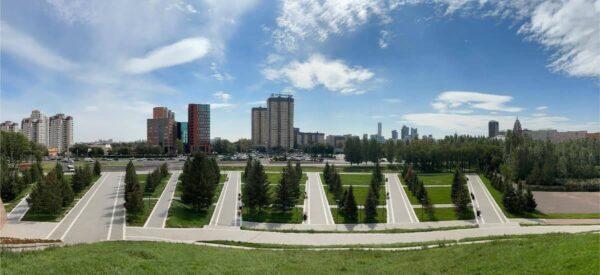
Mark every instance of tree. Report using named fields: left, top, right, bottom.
left=344, top=137, right=363, bottom=165
left=342, top=186, right=358, bottom=222
left=182, top=153, right=219, bottom=212
left=94, top=160, right=102, bottom=177
left=243, top=160, right=270, bottom=211
left=54, top=163, right=73, bottom=207
left=242, top=158, right=253, bottom=182
left=274, top=167, right=296, bottom=212
left=364, top=184, right=378, bottom=222
left=323, top=162, right=331, bottom=185
left=160, top=162, right=169, bottom=179
left=385, top=140, right=396, bottom=163
left=295, top=161, right=302, bottom=183
left=28, top=170, right=63, bottom=214
left=524, top=188, right=537, bottom=212
left=124, top=161, right=143, bottom=215
left=145, top=169, right=160, bottom=193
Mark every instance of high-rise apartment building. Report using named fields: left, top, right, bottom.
left=377, top=122, right=382, bottom=137
left=21, top=110, right=49, bottom=147
left=488, top=120, right=499, bottom=138
left=267, top=94, right=294, bottom=149
left=147, top=107, right=176, bottom=153
left=295, top=129, right=325, bottom=147
left=410, top=127, right=418, bottom=140
left=391, top=130, right=398, bottom=140
left=177, top=122, right=188, bottom=152
left=0, top=121, right=20, bottom=133
left=251, top=107, right=268, bottom=147
left=401, top=125, right=409, bottom=140
left=188, top=104, right=211, bottom=152
left=49, top=114, right=73, bottom=153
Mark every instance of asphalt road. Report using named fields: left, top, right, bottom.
left=46, top=172, right=125, bottom=243
left=385, top=173, right=419, bottom=224
left=466, top=174, right=509, bottom=225
left=209, top=171, right=240, bottom=227
left=144, top=171, right=181, bottom=228
left=306, top=172, right=334, bottom=225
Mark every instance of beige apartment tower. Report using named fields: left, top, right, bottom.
left=49, top=114, right=73, bottom=153
left=251, top=107, right=268, bottom=146
left=267, top=94, right=294, bottom=150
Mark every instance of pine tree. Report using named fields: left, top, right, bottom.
left=524, top=188, right=537, bottom=212
left=275, top=168, right=295, bottom=212
left=323, top=162, right=331, bottom=185
left=180, top=159, right=192, bottom=204
left=372, top=161, right=383, bottom=188
left=28, top=170, right=63, bottom=214
left=364, top=184, right=378, bottom=223
left=295, top=161, right=302, bottom=183
left=332, top=172, right=343, bottom=201
left=248, top=160, right=270, bottom=211
left=242, top=158, right=253, bottom=182
left=55, top=164, right=74, bottom=207
left=183, top=153, right=218, bottom=212
left=71, top=167, right=83, bottom=193
left=342, top=185, right=358, bottom=223
left=160, top=162, right=169, bottom=179
left=124, top=161, right=143, bottom=214
left=94, top=160, right=102, bottom=177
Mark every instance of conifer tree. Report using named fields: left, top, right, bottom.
left=242, top=158, right=253, bottom=182
left=124, top=161, right=143, bottom=214
left=55, top=163, right=74, bottom=207
left=295, top=161, right=302, bottom=183
left=342, top=185, right=358, bottom=222
left=364, top=184, right=378, bottom=223
left=94, top=160, right=102, bottom=177
left=524, top=188, right=537, bottom=212
left=28, top=170, right=63, bottom=214
left=275, top=167, right=296, bottom=212
left=243, top=160, right=270, bottom=211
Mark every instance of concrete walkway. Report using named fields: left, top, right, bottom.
left=144, top=171, right=181, bottom=228
left=126, top=225, right=600, bottom=246
left=208, top=171, right=240, bottom=227
left=385, top=173, right=419, bottom=224
left=306, top=172, right=334, bottom=225
left=46, top=172, right=126, bottom=243
left=6, top=196, right=30, bottom=223
left=466, top=174, right=512, bottom=226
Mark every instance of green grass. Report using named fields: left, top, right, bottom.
left=403, top=186, right=452, bottom=205
left=127, top=173, right=172, bottom=226
left=242, top=207, right=303, bottom=223
left=4, top=233, right=597, bottom=273
left=331, top=208, right=387, bottom=224
left=340, top=174, right=372, bottom=185
left=415, top=207, right=474, bottom=222
left=420, top=173, right=453, bottom=185
left=324, top=185, right=385, bottom=206
left=166, top=182, right=224, bottom=228
left=22, top=175, right=100, bottom=222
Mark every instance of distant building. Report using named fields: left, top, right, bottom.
left=176, top=122, right=188, bottom=152
left=410, top=127, right=418, bottom=140
left=326, top=135, right=349, bottom=153
left=513, top=117, right=522, bottom=134
left=524, top=129, right=589, bottom=143
left=363, top=134, right=368, bottom=140
left=48, top=114, right=73, bottom=154
left=188, top=104, right=211, bottom=153
left=251, top=107, right=269, bottom=147
left=147, top=107, right=177, bottom=154
left=488, top=120, right=499, bottom=138
left=401, top=125, right=409, bottom=140
left=21, top=110, right=49, bottom=147
left=267, top=94, right=294, bottom=149
left=295, top=129, right=325, bottom=147
left=391, top=130, right=398, bottom=140
left=377, top=122, right=382, bottom=137
left=0, top=121, right=19, bottom=133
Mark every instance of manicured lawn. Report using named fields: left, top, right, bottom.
left=330, top=208, right=387, bottom=224
left=340, top=174, right=372, bottom=186
left=219, top=174, right=227, bottom=183
left=166, top=182, right=224, bottom=228
left=415, top=207, right=474, bottom=222
left=420, top=173, right=453, bottom=185
left=324, top=185, right=385, bottom=206
left=242, top=207, right=303, bottom=223
left=127, top=173, right=172, bottom=226
left=404, top=186, right=452, bottom=205
left=2, top=233, right=598, bottom=273
left=22, top=175, right=100, bottom=222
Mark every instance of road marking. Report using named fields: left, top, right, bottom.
left=467, top=178, right=485, bottom=225
left=210, top=172, right=232, bottom=227
left=54, top=173, right=110, bottom=241
left=107, top=173, right=124, bottom=240
left=314, top=173, right=334, bottom=225
left=143, top=172, right=178, bottom=228
left=396, top=175, right=417, bottom=223
left=474, top=175, right=507, bottom=224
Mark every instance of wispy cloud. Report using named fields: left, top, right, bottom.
left=432, top=91, right=522, bottom=113
left=124, top=37, right=211, bottom=74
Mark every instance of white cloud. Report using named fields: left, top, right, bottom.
left=210, top=62, right=233, bottom=81
left=432, top=91, right=522, bottom=113
left=378, top=30, right=390, bottom=49
left=383, top=98, right=401, bottom=103
left=124, top=37, right=211, bottom=74
left=536, top=106, right=548, bottom=111
left=263, top=54, right=374, bottom=94
left=1, top=21, right=76, bottom=71
left=213, top=91, right=231, bottom=101
left=210, top=103, right=237, bottom=110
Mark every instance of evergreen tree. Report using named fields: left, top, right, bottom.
left=180, top=159, right=192, bottom=204
left=55, top=164, right=74, bottom=207
left=338, top=188, right=348, bottom=210
left=145, top=169, right=159, bottom=193
left=94, top=160, right=102, bottom=177
left=246, top=160, right=270, bottom=211
left=274, top=168, right=296, bottom=212
left=342, top=185, right=358, bottom=222
left=124, top=161, right=143, bottom=214
left=160, top=162, right=169, bottom=179
left=332, top=172, right=343, bottom=201
left=385, top=139, right=396, bottom=163
left=71, top=168, right=84, bottom=193
left=182, top=153, right=219, bottom=212
left=364, top=184, right=378, bottom=223
left=55, top=163, right=64, bottom=181
left=524, top=188, right=537, bottom=212
left=295, top=161, right=302, bottom=183
left=242, top=158, right=253, bottom=182
left=28, top=170, right=63, bottom=214
left=30, top=160, right=44, bottom=183
left=323, top=162, right=331, bottom=184
left=372, top=161, right=383, bottom=188
left=527, top=161, right=542, bottom=186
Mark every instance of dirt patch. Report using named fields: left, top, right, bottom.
left=533, top=192, right=600, bottom=214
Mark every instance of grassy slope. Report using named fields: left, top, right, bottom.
left=2, top=233, right=597, bottom=274
left=403, top=186, right=452, bottom=205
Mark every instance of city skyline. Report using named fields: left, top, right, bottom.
left=1, top=1, right=599, bottom=142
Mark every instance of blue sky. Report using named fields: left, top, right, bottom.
left=1, top=0, right=599, bottom=142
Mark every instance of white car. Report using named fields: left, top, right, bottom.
left=84, top=158, right=94, bottom=162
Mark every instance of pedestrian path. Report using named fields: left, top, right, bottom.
left=208, top=171, right=241, bottom=227
left=306, top=172, right=334, bottom=225
left=385, top=173, right=419, bottom=224
left=466, top=174, right=511, bottom=226
left=144, top=171, right=181, bottom=228
left=6, top=195, right=30, bottom=223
